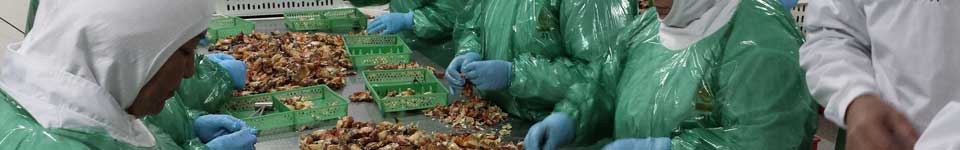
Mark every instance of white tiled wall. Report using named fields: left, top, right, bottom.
left=1, top=0, right=29, bottom=48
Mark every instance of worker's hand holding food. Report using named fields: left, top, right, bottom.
left=602, top=137, right=671, bottom=150
left=524, top=112, right=574, bottom=150
left=366, top=12, right=414, bottom=35
left=206, top=128, right=258, bottom=150
left=445, top=52, right=481, bottom=96
left=461, top=60, right=512, bottom=91
left=194, top=114, right=253, bottom=143
left=844, top=94, right=919, bottom=150
left=206, top=53, right=247, bottom=89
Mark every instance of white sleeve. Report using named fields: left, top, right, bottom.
left=799, top=0, right=875, bottom=128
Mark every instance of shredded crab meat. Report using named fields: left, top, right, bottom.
left=211, top=31, right=353, bottom=96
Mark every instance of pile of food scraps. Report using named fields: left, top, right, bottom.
left=372, top=62, right=443, bottom=78
left=422, top=74, right=507, bottom=131
left=300, top=116, right=522, bottom=150
left=211, top=31, right=354, bottom=96
left=282, top=96, right=314, bottom=110
left=423, top=97, right=508, bottom=131
left=385, top=88, right=421, bottom=98
left=349, top=91, right=375, bottom=102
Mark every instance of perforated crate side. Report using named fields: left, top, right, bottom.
left=215, top=0, right=350, bottom=16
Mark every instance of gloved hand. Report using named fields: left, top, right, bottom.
left=194, top=114, right=250, bottom=143
left=461, top=60, right=512, bottom=91
left=366, top=12, right=414, bottom=35
left=445, top=53, right=481, bottom=96
left=206, top=128, right=258, bottom=150
left=602, top=137, right=671, bottom=150
left=206, top=53, right=247, bottom=89
left=524, top=112, right=574, bottom=150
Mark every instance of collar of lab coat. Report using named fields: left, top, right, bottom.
left=0, top=0, right=212, bottom=147
left=658, top=0, right=739, bottom=50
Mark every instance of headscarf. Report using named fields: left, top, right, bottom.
left=0, top=0, right=212, bottom=146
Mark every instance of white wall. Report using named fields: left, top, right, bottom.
left=1, top=0, right=29, bottom=46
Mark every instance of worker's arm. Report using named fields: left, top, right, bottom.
left=508, top=54, right=598, bottom=101
left=174, top=54, right=236, bottom=116
left=142, top=95, right=208, bottom=150
left=551, top=7, right=650, bottom=146
left=799, top=0, right=873, bottom=128
left=452, top=2, right=484, bottom=55
left=508, top=0, right=636, bottom=101
left=408, top=0, right=465, bottom=40
left=672, top=44, right=818, bottom=149
left=142, top=54, right=235, bottom=148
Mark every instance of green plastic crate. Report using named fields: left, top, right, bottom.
left=283, top=8, right=367, bottom=32
left=207, top=16, right=255, bottom=42
left=343, top=35, right=403, bottom=47
left=272, top=85, right=349, bottom=125
left=369, top=80, right=449, bottom=113
left=221, top=85, right=348, bottom=131
left=361, top=68, right=434, bottom=86
left=346, top=45, right=413, bottom=70
left=344, top=35, right=412, bottom=70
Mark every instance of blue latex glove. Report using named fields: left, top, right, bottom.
left=602, top=138, right=671, bottom=150
left=524, top=112, right=574, bottom=150
left=366, top=12, right=414, bottom=35
left=461, top=60, right=512, bottom=91
left=780, top=0, right=797, bottom=10
left=206, top=128, right=258, bottom=150
left=445, top=52, right=481, bottom=96
left=206, top=53, right=247, bottom=89
left=198, top=36, right=210, bottom=47
left=194, top=114, right=250, bottom=143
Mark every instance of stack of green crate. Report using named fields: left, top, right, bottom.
left=361, top=68, right=448, bottom=113
left=283, top=8, right=367, bottom=33
left=207, top=16, right=255, bottom=42
left=343, top=35, right=413, bottom=70
left=220, top=85, right=348, bottom=132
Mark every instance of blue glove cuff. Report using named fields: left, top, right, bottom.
left=401, top=12, right=415, bottom=30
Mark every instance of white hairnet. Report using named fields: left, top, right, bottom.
left=661, top=0, right=716, bottom=28
left=0, top=0, right=212, bottom=146
left=657, top=0, right=738, bottom=50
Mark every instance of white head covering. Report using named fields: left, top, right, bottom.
left=658, top=0, right=739, bottom=50
left=0, top=0, right=211, bottom=147
left=661, top=0, right=717, bottom=28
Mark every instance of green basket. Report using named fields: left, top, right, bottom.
left=369, top=80, right=449, bottom=113
left=283, top=8, right=367, bottom=32
left=207, top=16, right=255, bottom=42
left=344, top=36, right=413, bottom=70
left=343, top=35, right=404, bottom=47
left=221, top=85, right=348, bottom=131
left=361, top=68, right=435, bottom=86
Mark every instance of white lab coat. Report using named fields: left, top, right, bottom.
left=800, top=0, right=960, bottom=148
left=0, top=0, right=211, bottom=147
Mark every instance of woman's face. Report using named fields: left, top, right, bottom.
left=654, top=0, right=673, bottom=19
left=125, top=33, right=202, bottom=118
